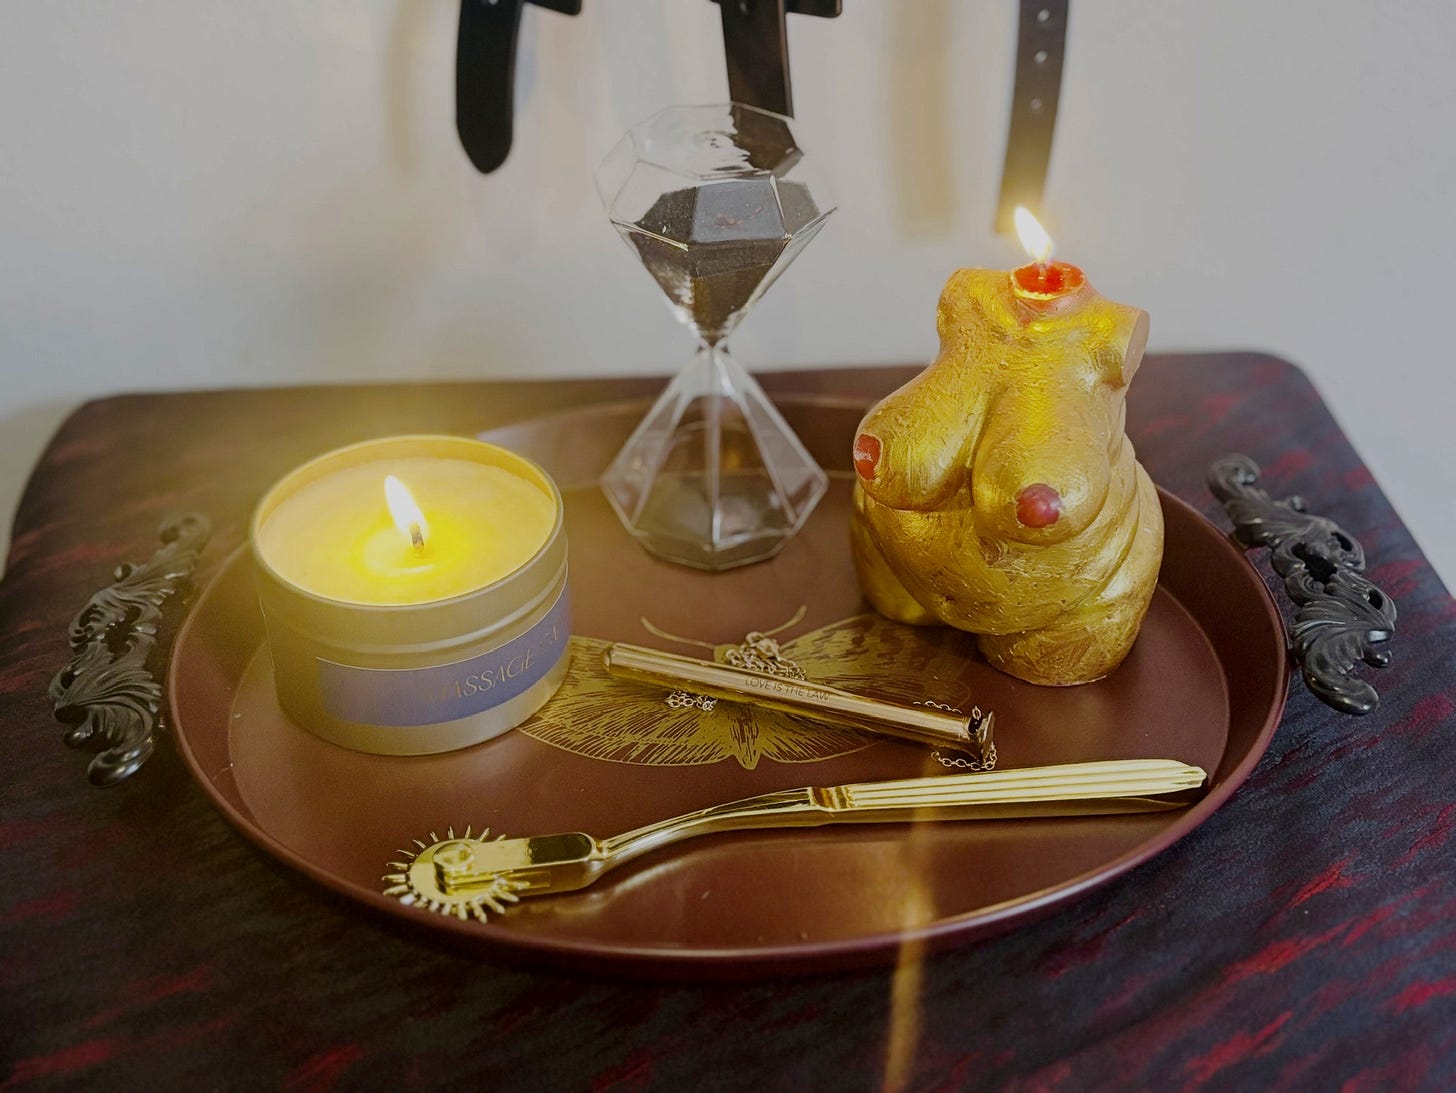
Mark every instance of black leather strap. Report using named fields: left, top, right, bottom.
left=716, top=0, right=793, bottom=116
left=456, top=0, right=582, bottom=174
left=996, top=0, right=1069, bottom=231
left=711, top=0, right=842, bottom=118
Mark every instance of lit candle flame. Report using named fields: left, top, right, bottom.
left=1013, top=206, right=1054, bottom=265
left=384, top=474, right=429, bottom=552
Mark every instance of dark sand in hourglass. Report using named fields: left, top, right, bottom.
left=616, top=179, right=823, bottom=346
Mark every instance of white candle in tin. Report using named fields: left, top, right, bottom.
left=250, top=435, right=572, bottom=755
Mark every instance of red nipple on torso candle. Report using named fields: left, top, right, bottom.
left=849, top=209, right=1165, bottom=686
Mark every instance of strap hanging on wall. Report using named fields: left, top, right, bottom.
left=995, top=0, right=1069, bottom=231
left=710, top=0, right=843, bottom=118
left=456, top=0, right=583, bottom=174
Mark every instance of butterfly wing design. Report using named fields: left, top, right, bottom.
left=778, top=614, right=983, bottom=715
left=519, top=632, right=878, bottom=771
left=520, top=614, right=986, bottom=771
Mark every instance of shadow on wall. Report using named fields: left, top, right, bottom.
left=1, top=399, right=80, bottom=571
left=233, top=0, right=609, bottom=386
left=888, top=0, right=958, bottom=237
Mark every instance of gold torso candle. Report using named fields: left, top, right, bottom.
left=251, top=435, right=570, bottom=754
left=850, top=258, right=1163, bottom=686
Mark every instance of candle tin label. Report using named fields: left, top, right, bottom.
left=314, top=587, right=572, bottom=727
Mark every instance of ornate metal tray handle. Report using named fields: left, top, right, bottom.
left=50, top=513, right=212, bottom=785
left=1208, top=455, right=1395, bottom=715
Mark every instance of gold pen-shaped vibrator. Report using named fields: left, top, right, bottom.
left=601, top=642, right=995, bottom=754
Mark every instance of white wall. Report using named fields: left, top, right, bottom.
left=2, top=1, right=1453, bottom=586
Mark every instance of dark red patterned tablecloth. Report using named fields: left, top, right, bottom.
left=2, top=355, right=1453, bottom=1090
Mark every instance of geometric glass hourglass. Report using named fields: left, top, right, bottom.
left=595, top=104, right=836, bottom=570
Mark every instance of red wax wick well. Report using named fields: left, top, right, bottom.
left=1011, top=261, right=1086, bottom=300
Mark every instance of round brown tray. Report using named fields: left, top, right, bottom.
left=169, top=398, right=1288, bottom=978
